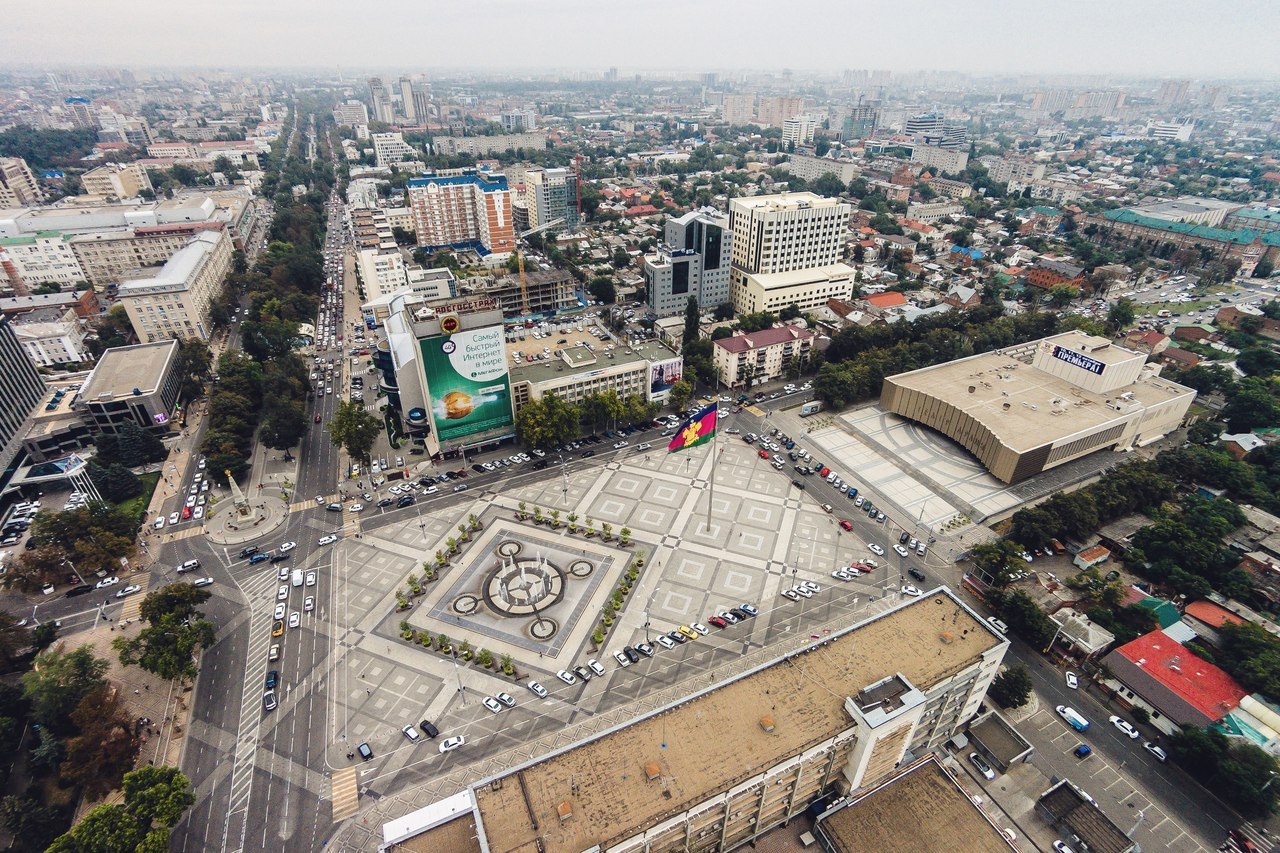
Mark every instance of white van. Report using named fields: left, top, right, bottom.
left=291, top=569, right=304, bottom=588
left=177, top=559, right=201, bottom=573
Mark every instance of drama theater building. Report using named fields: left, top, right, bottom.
left=881, top=331, right=1196, bottom=484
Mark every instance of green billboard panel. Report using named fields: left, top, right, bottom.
left=420, top=326, right=514, bottom=442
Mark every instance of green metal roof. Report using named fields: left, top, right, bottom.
left=1229, top=207, right=1280, bottom=225
left=1137, top=596, right=1182, bottom=629
left=1103, top=209, right=1280, bottom=248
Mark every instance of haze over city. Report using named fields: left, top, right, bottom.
left=4, top=0, right=1280, bottom=76
left=2, top=7, right=1280, bottom=853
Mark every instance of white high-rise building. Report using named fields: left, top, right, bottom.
left=782, top=115, right=817, bottom=148
left=0, top=157, right=43, bottom=207
left=372, top=133, right=416, bottom=167
left=524, top=167, right=579, bottom=229
left=398, top=77, right=417, bottom=123
left=368, top=78, right=394, bottom=124
left=728, top=192, right=854, bottom=314
left=332, top=100, right=370, bottom=127
left=644, top=208, right=731, bottom=318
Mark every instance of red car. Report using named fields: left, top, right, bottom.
left=181, top=506, right=192, bottom=519
left=708, top=615, right=728, bottom=628
left=314, top=414, right=322, bottom=423
left=839, top=519, right=853, bottom=531
left=820, top=467, right=831, bottom=477
left=758, top=450, right=769, bottom=459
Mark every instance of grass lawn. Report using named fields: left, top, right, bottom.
left=118, top=471, right=160, bottom=520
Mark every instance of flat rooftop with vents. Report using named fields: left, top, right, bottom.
left=814, top=754, right=1016, bottom=853
left=467, top=589, right=1003, bottom=853
left=881, top=331, right=1196, bottom=483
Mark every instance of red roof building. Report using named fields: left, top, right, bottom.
left=860, top=292, right=908, bottom=311
left=1102, top=631, right=1247, bottom=731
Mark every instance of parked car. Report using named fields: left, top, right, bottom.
left=968, top=752, right=996, bottom=780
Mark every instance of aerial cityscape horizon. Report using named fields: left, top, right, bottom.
left=1, top=13, right=1280, bottom=852
left=5, top=0, right=1280, bottom=76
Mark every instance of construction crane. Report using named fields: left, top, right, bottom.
left=517, top=248, right=529, bottom=316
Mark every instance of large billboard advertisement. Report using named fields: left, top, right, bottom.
left=420, top=326, right=514, bottom=442
left=650, top=358, right=683, bottom=397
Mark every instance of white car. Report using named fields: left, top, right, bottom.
left=556, top=669, right=577, bottom=685
left=279, top=542, right=297, bottom=553
left=692, top=623, right=710, bottom=636
left=587, top=659, right=606, bottom=677
left=288, top=611, right=300, bottom=628
left=115, top=584, right=142, bottom=598
left=318, top=534, right=338, bottom=545
left=439, top=736, right=465, bottom=753
left=278, top=566, right=290, bottom=581
left=1065, top=671, right=1079, bottom=689
left=315, top=495, right=325, bottom=505
left=613, top=441, right=628, bottom=449
left=1109, top=715, right=1140, bottom=739
left=193, top=506, right=204, bottom=520
left=277, top=584, right=288, bottom=601
left=527, top=680, right=548, bottom=697
left=893, top=544, right=909, bottom=558
left=402, top=725, right=421, bottom=743
left=306, top=570, right=317, bottom=586
left=274, top=602, right=286, bottom=620
left=655, top=635, right=675, bottom=649
left=614, top=651, right=631, bottom=667
left=482, top=697, right=502, bottom=713
left=168, top=512, right=180, bottom=525
left=867, top=543, right=885, bottom=556
left=193, top=577, right=214, bottom=588
left=304, top=596, right=314, bottom=612
left=900, top=585, right=922, bottom=597
left=95, top=576, right=120, bottom=589
left=153, top=517, right=165, bottom=530
left=349, top=503, right=363, bottom=512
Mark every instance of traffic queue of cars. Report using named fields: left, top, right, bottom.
left=256, top=539, right=320, bottom=715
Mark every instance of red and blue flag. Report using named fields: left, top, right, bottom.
left=667, top=404, right=717, bottom=453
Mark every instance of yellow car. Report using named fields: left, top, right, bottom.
left=272, top=620, right=284, bottom=637
left=677, top=625, right=699, bottom=641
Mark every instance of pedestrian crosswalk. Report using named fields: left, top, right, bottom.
left=1218, top=822, right=1272, bottom=852
left=330, top=767, right=359, bottom=821
left=118, top=576, right=151, bottom=622
left=158, top=527, right=205, bottom=544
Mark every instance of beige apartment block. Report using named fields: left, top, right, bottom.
left=117, top=230, right=231, bottom=343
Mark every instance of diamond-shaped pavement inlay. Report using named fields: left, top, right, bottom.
left=690, top=478, right=709, bottom=490
left=611, top=476, right=646, bottom=496
left=766, top=559, right=789, bottom=575
left=651, top=484, right=680, bottom=504
left=720, top=568, right=754, bottom=594
left=784, top=498, right=802, bottom=510
left=661, top=534, right=682, bottom=548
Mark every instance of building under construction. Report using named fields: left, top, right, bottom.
left=456, top=267, right=577, bottom=317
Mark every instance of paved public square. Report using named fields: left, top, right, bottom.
left=311, top=433, right=910, bottom=838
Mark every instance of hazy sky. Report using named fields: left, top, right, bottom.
left=6, top=0, right=1280, bottom=78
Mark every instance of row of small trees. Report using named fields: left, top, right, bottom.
left=396, top=623, right=517, bottom=677
left=592, top=556, right=644, bottom=648
left=514, top=502, right=632, bottom=544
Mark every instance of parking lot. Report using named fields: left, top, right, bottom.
left=1016, top=704, right=1211, bottom=851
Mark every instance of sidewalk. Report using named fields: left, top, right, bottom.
left=67, top=618, right=195, bottom=820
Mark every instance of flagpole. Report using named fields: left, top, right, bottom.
left=704, top=402, right=716, bottom=533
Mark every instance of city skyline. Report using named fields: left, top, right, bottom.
left=5, top=0, right=1280, bottom=78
